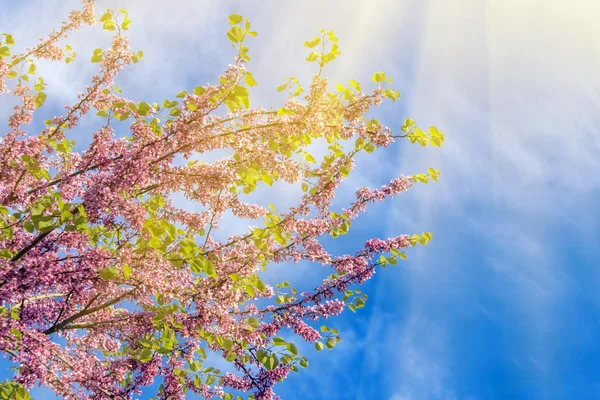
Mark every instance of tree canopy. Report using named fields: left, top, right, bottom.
left=0, top=2, right=443, bottom=399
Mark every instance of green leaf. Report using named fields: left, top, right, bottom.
left=272, top=336, right=286, bottom=346
left=205, top=375, right=215, bottom=385
left=189, top=258, right=202, bottom=273
left=203, top=259, right=217, bottom=277
left=355, top=298, right=365, bottom=308
left=138, top=348, right=153, bottom=362
left=99, top=267, right=119, bottom=281
left=27, top=64, right=36, bottom=74
left=314, top=341, right=324, bottom=351
left=60, top=210, right=73, bottom=222
left=0, top=249, right=13, bottom=259
left=179, top=238, right=196, bottom=254
left=326, top=338, right=336, bottom=350
left=286, top=343, right=298, bottom=356
left=23, top=221, right=34, bottom=233
left=262, top=354, right=279, bottom=371
left=167, top=254, right=183, bottom=269
left=31, top=202, right=45, bottom=216
left=33, top=215, right=54, bottom=233
left=193, top=86, right=206, bottom=95
left=228, top=14, right=243, bottom=24
left=245, top=285, right=255, bottom=298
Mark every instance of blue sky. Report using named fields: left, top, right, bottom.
left=1, top=0, right=600, bottom=399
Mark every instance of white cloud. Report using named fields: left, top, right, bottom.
left=381, top=0, right=599, bottom=398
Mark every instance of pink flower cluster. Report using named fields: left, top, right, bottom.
left=0, top=3, right=428, bottom=399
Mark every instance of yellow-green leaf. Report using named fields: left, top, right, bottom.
left=305, top=52, right=318, bottom=62
left=305, top=153, right=316, bottom=163
left=91, top=53, right=103, bottom=63
left=372, top=71, right=387, bottom=83
left=34, top=92, right=47, bottom=108
left=227, top=26, right=244, bottom=43
left=103, top=20, right=116, bottom=31
left=99, top=11, right=112, bottom=22
left=245, top=72, right=257, bottom=87
left=137, top=101, right=150, bottom=116
left=304, top=37, right=320, bottom=48
left=228, top=14, right=243, bottom=24
left=4, top=34, right=15, bottom=46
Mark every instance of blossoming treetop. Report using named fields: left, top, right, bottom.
left=0, top=2, right=443, bottom=399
